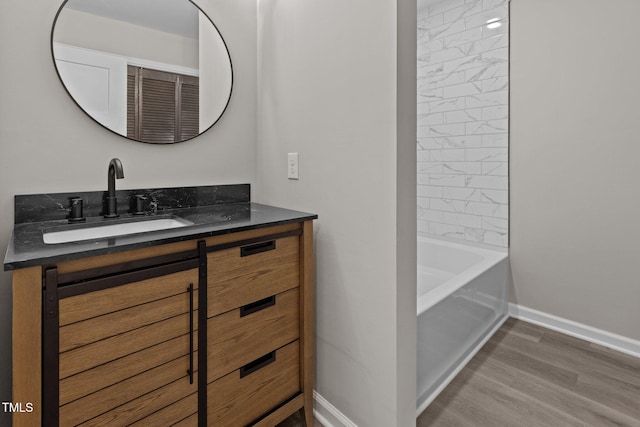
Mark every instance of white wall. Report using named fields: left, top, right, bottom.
left=256, top=0, right=416, bottom=425
left=199, top=12, right=233, bottom=132
left=510, top=0, right=640, bottom=340
left=417, top=0, right=509, bottom=247
left=0, top=0, right=256, bottom=420
left=396, top=0, right=418, bottom=424
left=54, top=8, right=199, bottom=70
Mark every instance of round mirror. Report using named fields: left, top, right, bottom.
left=51, top=0, right=233, bottom=144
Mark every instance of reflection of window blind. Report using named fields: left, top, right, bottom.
left=180, top=82, right=199, bottom=141
left=127, top=74, right=136, bottom=138
left=127, top=66, right=199, bottom=143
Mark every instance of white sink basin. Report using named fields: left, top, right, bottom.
left=43, top=217, right=193, bottom=244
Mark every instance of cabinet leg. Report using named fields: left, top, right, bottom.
left=300, top=405, right=314, bottom=427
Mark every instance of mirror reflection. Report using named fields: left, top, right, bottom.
left=52, top=0, right=233, bottom=144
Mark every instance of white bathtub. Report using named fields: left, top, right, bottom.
left=416, top=234, right=509, bottom=416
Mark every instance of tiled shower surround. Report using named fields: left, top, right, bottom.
left=417, top=0, right=508, bottom=247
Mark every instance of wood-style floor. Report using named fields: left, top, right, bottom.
left=279, top=318, right=640, bottom=426
left=277, top=410, right=323, bottom=427
left=418, top=318, right=640, bottom=427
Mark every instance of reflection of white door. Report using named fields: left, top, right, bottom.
left=53, top=43, right=127, bottom=134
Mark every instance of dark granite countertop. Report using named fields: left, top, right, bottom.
left=4, top=202, right=317, bottom=271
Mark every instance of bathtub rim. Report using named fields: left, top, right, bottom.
left=417, top=232, right=508, bottom=316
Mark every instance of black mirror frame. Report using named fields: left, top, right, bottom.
left=50, top=0, right=234, bottom=144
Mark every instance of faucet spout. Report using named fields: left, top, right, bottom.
left=105, top=158, right=124, bottom=218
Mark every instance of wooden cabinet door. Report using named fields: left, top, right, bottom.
left=44, top=263, right=200, bottom=426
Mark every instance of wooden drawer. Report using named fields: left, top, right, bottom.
left=208, top=235, right=299, bottom=316
left=208, top=341, right=300, bottom=426
left=208, top=288, right=299, bottom=382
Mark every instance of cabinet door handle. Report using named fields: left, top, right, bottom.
left=240, top=240, right=276, bottom=257
left=239, top=351, right=276, bottom=378
left=187, top=283, right=194, bottom=384
left=240, top=295, right=276, bottom=317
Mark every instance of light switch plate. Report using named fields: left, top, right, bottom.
left=288, top=153, right=299, bottom=180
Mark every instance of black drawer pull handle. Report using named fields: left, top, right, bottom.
left=187, top=283, right=194, bottom=384
left=240, top=240, right=276, bottom=257
left=239, top=351, right=276, bottom=378
left=240, top=295, right=276, bottom=317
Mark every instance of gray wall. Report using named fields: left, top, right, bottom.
left=54, top=8, right=199, bottom=70
left=510, top=0, right=640, bottom=340
left=256, top=0, right=417, bottom=425
left=0, top=0, right=257, bottom=418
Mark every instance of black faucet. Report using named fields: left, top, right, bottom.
left=105, top=158, right=124, bottom=218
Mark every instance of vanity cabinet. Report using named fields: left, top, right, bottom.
left=12, top=221, right=314, bottom=427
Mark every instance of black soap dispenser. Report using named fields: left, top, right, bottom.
left=69, top=197, right=86, bottom=223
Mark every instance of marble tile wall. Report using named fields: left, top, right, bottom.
left=417, top=0, right=509, bottom=247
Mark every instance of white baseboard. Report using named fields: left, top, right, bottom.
left=509, top=303, right=640, bottom=359
left=313, top=391, right=358, bottom=427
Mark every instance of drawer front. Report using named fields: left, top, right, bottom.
left=208, top=235, right=299, bottom=316
left=208, top=288, right=300, bottom=382
left=208, top=341, right=300, bottom=426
